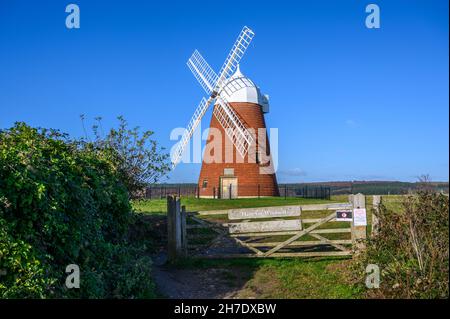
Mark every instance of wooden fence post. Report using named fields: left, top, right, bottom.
left=181, top=205, right=187, bottom=256
left=372, top=195, right=381, bottom=237
left=350, top=193, right=367, bottom=253
left=167, top=195, right=182, bottom=262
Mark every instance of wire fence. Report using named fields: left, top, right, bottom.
left=144, top=184, right=331, bottom=200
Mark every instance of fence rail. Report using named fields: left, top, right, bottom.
left=166, top=194, right=374, bottom=260
left=145, top=184, right=331, bottom=200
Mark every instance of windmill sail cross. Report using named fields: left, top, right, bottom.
left=172, top=26, right=256, bottom=169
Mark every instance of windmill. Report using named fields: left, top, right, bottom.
left=171, top=26, right=256, bottom=168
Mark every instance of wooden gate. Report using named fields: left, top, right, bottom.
left=167, top=194, right=371, bottom=260
left=221, top=202, right=355, bottom=258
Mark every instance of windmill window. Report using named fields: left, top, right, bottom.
left=202, top=179, right=208, bottom=188
left=224, top=168, right=234, bottom=176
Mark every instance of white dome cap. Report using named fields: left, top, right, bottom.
left=219, top=65, right=270, bottom=113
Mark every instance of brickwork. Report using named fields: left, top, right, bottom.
left=198, top=102, right=279, bottom=197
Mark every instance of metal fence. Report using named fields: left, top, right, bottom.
left=144, top=184, right=331, bottom=200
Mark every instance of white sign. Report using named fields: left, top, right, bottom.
left=353, top=208, right=367, bottom=226
left=228, top=206, right=301, bottom=220
left=228, top=219, right=302, bottom=234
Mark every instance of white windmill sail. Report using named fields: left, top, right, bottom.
left=171, top=97, right=212, bottom=168
left=172, top=26, right=256, bottom=168
left=214, top=26, right=255, bottom=93
left=214, top=96, right=254, bottom=158
left=188, top=53, right=256, bottom=98
left=187, top=50, right=218, bottom=96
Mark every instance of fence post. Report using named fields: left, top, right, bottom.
left=213, top=187, right=216, bottom=199
left=350, top=193, right=367, bottom=253
left=167, top=196, right=182, bottom=262
left=197, top=186, right=200, bottom=199
left=181, top=205, right=187, bottom=256
left=372, top=195, right=381, bottom=237
left=258, top=184, right=261, bottom=198
left=284, top=185, right=287, bottom=199
left=178, top=186, right=181, bottom=198
left=229, top=184, right=232, bottom=199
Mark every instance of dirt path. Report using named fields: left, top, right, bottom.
left=152, top=253, right=251, bottom=299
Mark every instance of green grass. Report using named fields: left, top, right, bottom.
left=132, top=196, right=339, bottom=214
left=133, top=194, right=405, bottom=215
left=173, top=257, right=363, bottom=298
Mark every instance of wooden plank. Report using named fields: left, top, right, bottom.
left=302, top=218, right=351, bottom=224
left=186, top=224, right=209, bottom=229
left=190, top=215, right=227, bottom=235
left=167, top=196, right=182, bottom=261
left=199, top=251, right=353, bottom=259
left=181, top=205, right=187, bottom=256
left=264, top=212, right=336, bottom=257
left=310, top=233, right=348, bottom=251
left=312, top=228, right=351, bottom=234
left=228, top=206, right=301, bottom=220
left=196, top=202, right=352, bottom=216
left=197, top=209, right=232, bottom=216
left=229, top=228, right=351, bottom=237
left=247, top=240, right=353, bottom=247
left=299, top=203, right=352, bottom=211
left=228, top=219, right=302, bottom=234
left=351, top=193, right=367, bottom=252
left=233, top=237, right=263, bottom=255
left=225, top=217, right=351, bottom=227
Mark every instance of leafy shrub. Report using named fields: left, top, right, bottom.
left=0, top=123, right=157, bottom=298
left=357, top=190, right=449, bottom=298
left=85, top=115, right=171, bottom=198
left=0, top=218, right=56, bottom=298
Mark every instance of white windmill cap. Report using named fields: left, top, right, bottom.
left=220, top=65, right=270, bottom=113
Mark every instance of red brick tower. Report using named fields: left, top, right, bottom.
left=198, top=67, right=279, bottom=198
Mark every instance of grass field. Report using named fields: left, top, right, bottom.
left=132, top=196, right=340, bottom=215
left=135, top=195, right=405, bottom=298
left=133, top=194, right=405, bottom=215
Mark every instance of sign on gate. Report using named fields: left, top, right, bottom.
left=228, top=206, right=301, bottom=220
left=336, top=210, right=353, bottom=221
left=353, top=208, right=367, bottom=226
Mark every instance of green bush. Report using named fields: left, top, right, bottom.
left=0, top=123, right=156, bottom=298
left=357, top=190, right=449, bottom=298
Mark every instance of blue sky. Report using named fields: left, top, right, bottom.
left=0, top=0, right=448, bottom=183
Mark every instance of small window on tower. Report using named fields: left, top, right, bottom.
left=224, top=168, right=234, bottom=176
left=202, top=179, right=208, bottom=188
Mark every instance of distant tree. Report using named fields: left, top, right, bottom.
left=81, top=115, right=171, bottom=198
left=417, top=174, right=434, bottom=192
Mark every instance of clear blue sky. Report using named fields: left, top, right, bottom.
left=0, top=0, right=448, bottom=183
